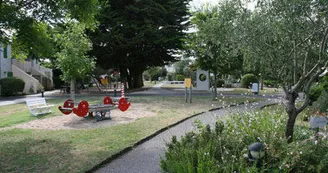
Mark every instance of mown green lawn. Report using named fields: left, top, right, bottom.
left=0, top=95, right=262, bottom=173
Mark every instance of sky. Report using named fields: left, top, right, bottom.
left=189, top=0, right=221, bottom=10
left=189, top=0, right=256, bottom=11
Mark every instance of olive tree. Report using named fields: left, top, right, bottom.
left=240, top=0, right=328, bottom=142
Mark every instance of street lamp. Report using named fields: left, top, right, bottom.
left=248, top=142, right=265, bottom=168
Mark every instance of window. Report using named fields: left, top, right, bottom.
left=3, top=46, right=7, bottom=58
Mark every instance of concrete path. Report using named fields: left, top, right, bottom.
left=0, top=90, right=59, bottom=106
left=94, top=99, right=280, bottom=173
left=129, top=82, right=178, bottom=96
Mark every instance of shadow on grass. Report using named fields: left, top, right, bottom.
left=0, top=138, right=73, bottom=173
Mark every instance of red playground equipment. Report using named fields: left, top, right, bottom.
left=58, top=96, right=130, bottom=121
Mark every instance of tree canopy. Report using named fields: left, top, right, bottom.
left=90, top=0, right=191, bottom=89
left=0, top=0, right=99, bottom=58
left=55, top=21, right=95, bottom=100
left=186, top=1, right=244, bottom=99
left=239, top=0, right=328, bottom=142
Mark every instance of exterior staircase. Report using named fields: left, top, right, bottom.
left=12, top=65, right=41, bottom=94
left=0, top=43, right=53, bottom=94
left=12, top=59, right=53, bottom=94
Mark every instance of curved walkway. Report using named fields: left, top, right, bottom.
left=93, top=99, right=280, bottom=173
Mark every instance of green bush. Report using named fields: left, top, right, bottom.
left=320, top=75, right=328, bottom=92
left=264, top=79, right=279, bottom=87
left=167, top=73, right=173, bottom=81
left=143, top=73, right=150, bottom=81
left=309, top=83, right=323, bottom=104
left=211, top=79, right=225, bottom=87
left=241, top=74, right=258, bottom=88
left=161, top=106, right=328, bottom=173
left=176, top=74, right=184, bottom=81
left=0, top=77, right=25, bottom=96
left=313, top=91, right=328, bottom=113
left=224, top=83, right=233, bottom=88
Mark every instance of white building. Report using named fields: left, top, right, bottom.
left=0, top=43, right=53, bottom=94
left=0, top=43, right=12, bottom=78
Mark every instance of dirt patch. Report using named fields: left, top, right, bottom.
left=9, top=103, right=156, bottom=130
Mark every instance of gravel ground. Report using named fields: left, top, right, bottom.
left=4, top=103, right=156, bottom=130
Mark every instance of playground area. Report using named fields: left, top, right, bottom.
left=0, top=92, right=262, bottom=173
left=3, top=103, right=155, bottom=130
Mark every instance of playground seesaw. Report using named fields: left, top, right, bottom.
left=58, top=96, right=130, bottom=121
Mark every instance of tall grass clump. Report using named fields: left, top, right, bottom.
left=161, top=106, right=328, bottom=173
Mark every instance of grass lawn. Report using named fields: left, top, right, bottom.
left=161, top=83, right=185, bottom=89
left=0, top=95, right=262, bottom=173
left=161, top=83, right=282, bottom=95
left=143, top=81, right=157, bottom=88
left=224, top=87, right=282, bottom=95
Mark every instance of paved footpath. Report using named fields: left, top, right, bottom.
left=94, top=99, right=280, bottom=173
left=0, top=90, right=59, bottom=106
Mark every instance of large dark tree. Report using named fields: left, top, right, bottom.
left=90, top=0, right=191, bottom=89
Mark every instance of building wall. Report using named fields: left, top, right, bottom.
left=0, top=43, right=53, bottom=91
left=0, top=43, right=12, bottom=79
left=12, top=59, right=32, bottom=73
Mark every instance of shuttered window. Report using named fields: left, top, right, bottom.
left=3, top=46, right=7, bottom=58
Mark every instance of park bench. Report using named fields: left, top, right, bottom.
left=26, top=98, right=54, bottom=116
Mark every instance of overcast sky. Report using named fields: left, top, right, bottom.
left=189, top=0, right=256, bottom=11
left=189, top=0, right=221, bottom=9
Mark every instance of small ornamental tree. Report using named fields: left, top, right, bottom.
left=187, top=1, right=243, bottom=100
left=55, top=21, right=95, bottom=101
left=240, top=0, right=328, bottom=142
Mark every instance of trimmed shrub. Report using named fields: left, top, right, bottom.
left=167, top=73, right=173, bottom=81
left=0, top=77, right=25, bottom=96
left=176, top=74, right=184, bottom=81
left=241, top=74, right=258, bottom=88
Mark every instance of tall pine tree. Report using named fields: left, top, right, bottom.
left=90, top=0, right=191, bottom=88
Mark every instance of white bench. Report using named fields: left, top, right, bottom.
left=26, top=98, right=54, bottom=116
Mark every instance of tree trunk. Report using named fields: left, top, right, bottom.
left=134, top=72, right=144, bottom=88
left=284, top=91, right=299, bottom=143
left=120, top=66, right=128, bottom=83
left=70, top=78, right=76, bottom=101
left=260, top=75, right=264, bottom=90
left=128, top=67, right=144, bottom=89
left=213, top=71, right=218, bottom=100
left=127, top=69, right=134, bottom=89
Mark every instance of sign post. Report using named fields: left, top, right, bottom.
left=184, top=78, right=192, bottom=103
left=252, top=83, right=259, bottom=95
left=310, top=116, right=328, bottom=140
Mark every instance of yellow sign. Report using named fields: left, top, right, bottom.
left=184, top=78, right=192, bottom=88
left=100, top=78, right=108, bottom=85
